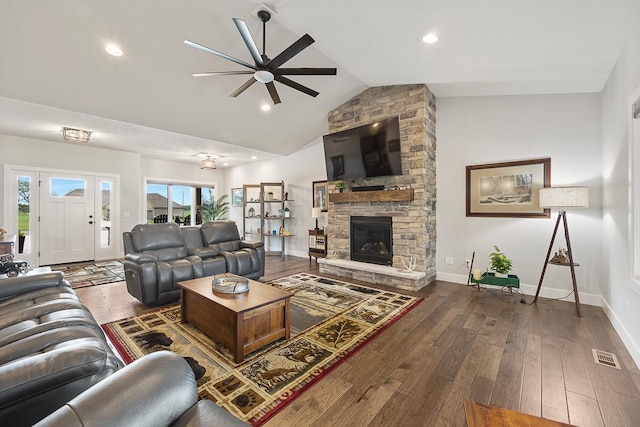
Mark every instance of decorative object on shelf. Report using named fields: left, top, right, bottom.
left=489, top=246, right=513, bottom=277
left=399, top=255, right=416, bottom=272
left=466, top=158, right=551, bottom=218
left=276, top=209, right=284, bottom=217
left=282, top=228, right=292, bottom=236
left=248, top=207, right=255, bottom=217
left=272, top=229, right=277, bottom=235
left=335, top=180, right=346, bottom=193
left=472, top=269, right=482, bottom=280
left=284, top=207, right=290, bottom=218
left=284, top=192, right=289, bottom=201
left=312, top=207, right=322, bottom=231
left=534, top=186, right=589, bottom=317
left=231, top=188, right=243, bottom=206
left=549, top=248, right=571, bottom=265
left=312, top=180, right=328, bottom=212
left=267, top=191, right=274, bottom=201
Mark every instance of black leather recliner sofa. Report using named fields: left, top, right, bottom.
left=0, top=272, right=123, bottom=426
left=35, top=351, right=249, bottom=427
left=123, top=221, right=265, bottom=306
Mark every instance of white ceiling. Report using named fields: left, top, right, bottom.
left=1, top=0, right=639, bottom=167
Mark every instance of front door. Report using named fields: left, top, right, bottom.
left=39, top=173, right=95, bottom=265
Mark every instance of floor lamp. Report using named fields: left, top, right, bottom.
left=533, top=187, right=589, bottom=317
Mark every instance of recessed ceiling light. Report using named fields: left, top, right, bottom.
left=422, top=33, right=439, bottom=44
left=251, top=156, right=258, bottom=160
left=261, top=104, right=271, bottom=112
left=105, top=43, right=123, bottom=56
left=223, top=162, right=229, bottom=166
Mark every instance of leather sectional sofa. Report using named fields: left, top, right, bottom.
left=123, top=221, right=265, bottom=306
left=35, top=351, right=248, bottom=427
left=0, top=271, right=123, bottom=426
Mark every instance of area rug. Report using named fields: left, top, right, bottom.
left=102, top=273, right=423, bottom=426
left=51, top=260, right=125, bottom=288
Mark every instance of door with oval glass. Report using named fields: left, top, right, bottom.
left=39, top=172, right=95, bottom=265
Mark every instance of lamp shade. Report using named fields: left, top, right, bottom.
left=311, top=207, right=322, bottom=218
left=539, top=187, right=589, bottom=209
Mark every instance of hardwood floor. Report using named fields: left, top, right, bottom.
left=77, top=256, right=640, bottom=426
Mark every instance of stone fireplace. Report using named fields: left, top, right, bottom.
left=318, top=84, right=436, bottom=291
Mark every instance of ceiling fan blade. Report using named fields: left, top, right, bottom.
left=266, top=82, right=281, bottom=104
left=184, top=39, right=256, bottom=70
left=232, top=18, right=264, bottom=66
left=275, top=67, right=337, bottom=76
left=274, top=75, right=319, bottom=97
left=191, top=71, right=254, bottom=77
left=267, top=34, right=315, bottom=70
left=230, top=77, right=257, bottom=97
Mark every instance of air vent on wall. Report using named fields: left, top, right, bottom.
left=592, top=348, right=621, bottom=369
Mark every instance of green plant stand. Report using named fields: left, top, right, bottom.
left=471, top=272, right=520, bottom=288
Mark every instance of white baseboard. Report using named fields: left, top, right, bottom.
left=600, top=299, right=640, bottom=370
left=436, top=271, right=602, bottom=307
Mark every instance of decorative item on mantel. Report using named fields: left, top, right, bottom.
left=335, top=181, right=346, bottom=193
left=0, top=225, right=7, bottom=238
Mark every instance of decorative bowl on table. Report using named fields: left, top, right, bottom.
left=211, top=276, right=250, bottom=294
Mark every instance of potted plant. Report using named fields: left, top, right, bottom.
left=489, top=245, right=512, bottom=277
left=335, top=181, right=346, bottom=193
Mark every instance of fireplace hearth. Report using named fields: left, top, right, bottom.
left=350, top=216, right=392, bottom=266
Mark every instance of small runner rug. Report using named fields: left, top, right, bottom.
left=51, top=260, right=125, bottom=288
left=102, top=272, right=423, bottom=426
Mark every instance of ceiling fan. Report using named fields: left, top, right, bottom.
left=184, top=10, right=337, bottom=105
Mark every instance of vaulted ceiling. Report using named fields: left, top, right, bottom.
left=1, top=0, right=639, bottom=167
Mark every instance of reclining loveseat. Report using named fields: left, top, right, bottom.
left=0, top=271, right=123, bottom=426
left=123, top=221, right=264, bottom=306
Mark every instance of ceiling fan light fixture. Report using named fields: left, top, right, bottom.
left=254, top=70, right=274, bottom=83
left=261, top=103, right=272, bottom=111
left=62, top=127, right=92, bottom=143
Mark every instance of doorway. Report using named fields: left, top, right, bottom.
left=3, top=167, right=118, bottom=267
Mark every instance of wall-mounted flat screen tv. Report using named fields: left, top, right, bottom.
left=322, top=116, right=402, bottom=181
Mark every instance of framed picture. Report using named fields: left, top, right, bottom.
left=231, top=188, right=243, bottom=207
left=466, top=158, right=551, bottom=218
left=312, top=180, right=328, bottom=212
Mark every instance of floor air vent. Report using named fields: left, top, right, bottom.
left=592, top=349, right=621, bottom=369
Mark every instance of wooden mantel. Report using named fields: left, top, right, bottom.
left=329, top=189, right=414, bottom=203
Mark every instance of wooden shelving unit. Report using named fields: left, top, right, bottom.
left=241, top=182, right=294, bottom=259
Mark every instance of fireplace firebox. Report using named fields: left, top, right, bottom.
left=350, top=216, right=392, bottom=266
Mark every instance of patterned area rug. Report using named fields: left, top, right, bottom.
left=51, top=260, right=125, bottom=288
left=102, top=273, right=423, bottom=426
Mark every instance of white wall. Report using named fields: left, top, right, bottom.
left=436, top=94, right=603, bottom=305
left=600, top=16, right=640, bottom=366
left=223, top=139, right=327, bottom=258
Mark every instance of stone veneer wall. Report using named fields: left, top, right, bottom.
left=323, top=84, right=436, bottom=287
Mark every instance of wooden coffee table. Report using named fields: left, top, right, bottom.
left=178, top=274, right=292, bottom=363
